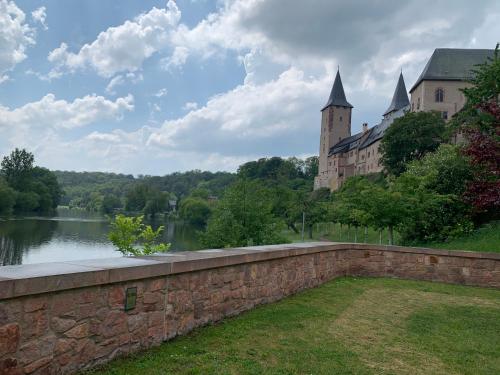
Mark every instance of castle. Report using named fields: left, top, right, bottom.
left=314, top=48, right=495, bottom=191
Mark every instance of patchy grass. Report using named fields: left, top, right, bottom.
left=284, top=221, right=500, bottom=253
left=90, top=278, right=500, bottom=375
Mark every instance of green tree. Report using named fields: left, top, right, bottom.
left=331, top=178, right=372, bottom=242
left=404, top=144, right=472, bottom=196
left=301, top=188, right=329, bottom=239
left=366, top=185, right=408, bottom=245
left=201, top=179, right=287, bottom=248
left=0, top=178, right=16, bottom=214
left=30, top=167, right=62, bottom=210
left=180, top=197, right=212, bottom=226
left=393, top=174, right=472, bottom=244
left=101, top=194, right=122, bottom=214
left=1, top=148, right=35, bottom=190
left=14, top=191, right=40, bottom=212
left=380, top=111, right=446, bottom=176
left=143, top=191, right=169, bottom=218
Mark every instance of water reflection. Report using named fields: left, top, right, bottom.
left=0, top=209, right=202, bottom=266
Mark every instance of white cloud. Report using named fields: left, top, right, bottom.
left=48, top=0, right=181, bottom=77
left=105, top=72, right=143, bottom=94
left=182, top=101, right=198, bottom=111
left=0, top=0, right=35, bottom=81
left=154, top=88, right=168, bottom=97
left=31, top=6, right=47, bottom=30
left=147, top=68, right=326, bottom=158
left=161, top=45, right=189, bottom=70
left=0, top=93, right=134, bottom=130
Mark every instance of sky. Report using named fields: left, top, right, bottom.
left=0, top=0, right=499, bottom=175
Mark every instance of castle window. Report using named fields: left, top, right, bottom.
left=442, top=111, right=448, bottom=120
left=412, top=102, right=414, bottom=111
left=339, top=116, right=343, bottom=122
left=417, top=97, right=420, bottom=110
left=350, top=151, right=353, bottom=157
left=368, top=151, right=370, bottom=157
left=362, top=155, right=365, bottom=160
left=435, top=88, right=444, bottom=103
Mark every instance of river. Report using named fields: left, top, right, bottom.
left=0, top=208, right=202, bottom=266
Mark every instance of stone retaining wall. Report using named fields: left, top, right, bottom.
left=0, top=242, right=499, bottom=374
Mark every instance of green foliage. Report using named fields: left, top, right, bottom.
left=404, top=144, right=472, bottom=196
left=0, top=149, right=61, bottom=213
left=201, top=179, right=287, bottom=248
left=14, top=191, right=40, bottom=212
left=0, top=178, right=16, bottom=214
left=102, top=195, right=122, bottom=214
left=1, top=148, right=34, bottom=190
left=143, top=191, right=169, bottom=218
left=108, top=215, right=170, bottom=256
left=393, top=174, right=473, bottom=244
left=380, top=111, right=446, bottom=176
left=180, top=197, right=212, bottom=226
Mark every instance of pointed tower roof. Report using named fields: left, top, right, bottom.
left=383, top=72, right=410, bottom=116
left=322, top=70, right=353, bottom=110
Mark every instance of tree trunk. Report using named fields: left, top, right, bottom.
left=354, top=226, right=358, bottom=243
left=289, top=223, right=299, bottom=234
left=388, top=226, right=394, bottom=245
left=364, top=226, right=368, bottom=243
left=308, top=224, right=313, bottom=239
left=347, top=225, right=350, bottom=241
left=379, top=229, right=382, bottom=244
left=339, top=224, right=342, bottom=241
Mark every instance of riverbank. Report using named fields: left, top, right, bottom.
left=284, top=221, right=500, bottom=253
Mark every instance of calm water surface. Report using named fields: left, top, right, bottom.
left=0, top=208, right=201, bottom=266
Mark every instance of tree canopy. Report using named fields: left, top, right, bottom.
left=380, top=111, right=446, bottom=176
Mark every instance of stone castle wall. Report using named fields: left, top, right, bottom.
left=1, top=243, right=499, bottom=374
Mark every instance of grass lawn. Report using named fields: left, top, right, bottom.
left=284, top=221, right=500, bottom=253
left=90, top=278, right=500, bottom=375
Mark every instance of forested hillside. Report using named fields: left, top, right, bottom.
left=54, top=170, right=237, bottom=213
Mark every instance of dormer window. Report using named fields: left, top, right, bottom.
left=435, top=88, right=444, bottom=102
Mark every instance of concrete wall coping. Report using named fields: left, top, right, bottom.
left=0, top=242, right=498, bottom=300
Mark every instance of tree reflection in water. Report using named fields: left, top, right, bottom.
left=0, top=219, right=57, bottom=265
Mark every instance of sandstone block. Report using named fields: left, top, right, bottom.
left=0, top=323, right=20, bottom=356
left=64, top=322, right=89, bottom=339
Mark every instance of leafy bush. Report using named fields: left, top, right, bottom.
left=108, top=215, right=170, bottom=256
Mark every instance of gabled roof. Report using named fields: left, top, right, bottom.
left=383, top=72, right=410, bottom=116
left=409, top=48, right=494, bottom=93
left=322, top=70, right=353, bottom=110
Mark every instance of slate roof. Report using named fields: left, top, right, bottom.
left=328, top=105, right=409, bottom=156
left=359, top=106, right=408, bottom=149
left=328, top=132, right=364, bottom=156
left=409, top=48, right=494, bottom=93
left=322, top=70, right=353, bottom=110
left=383, top=72, right=410, bottom=116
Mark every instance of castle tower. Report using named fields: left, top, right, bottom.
left=315, top=69, right=353, bottom=189
left=383, top=71, right=410, bottom=120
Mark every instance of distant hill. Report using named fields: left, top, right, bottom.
left=54, top=170, right=236, bottom=209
